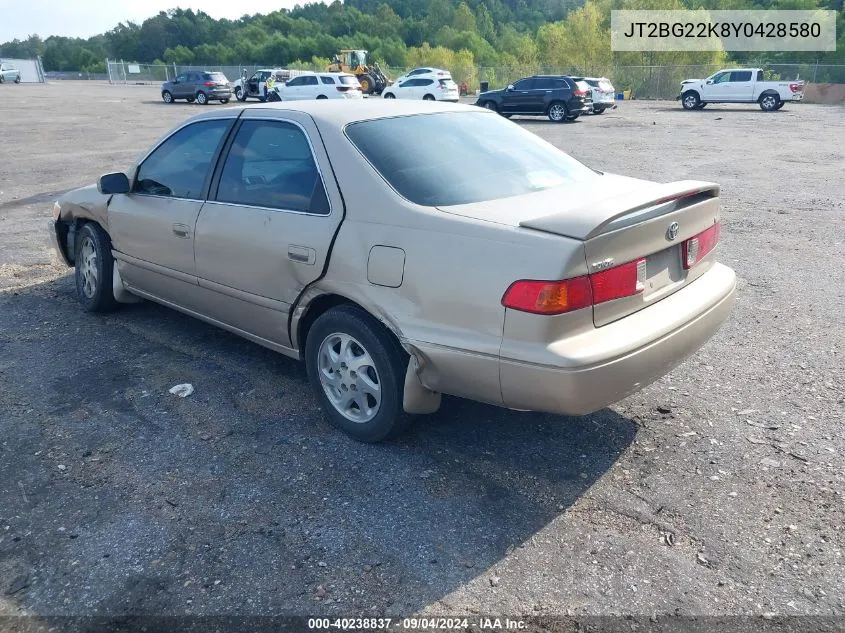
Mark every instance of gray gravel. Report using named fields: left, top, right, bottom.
left=0, top=82, right=843, bottom=620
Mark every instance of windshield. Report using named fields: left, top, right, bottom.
left=345, top=111, right=598, bottom=207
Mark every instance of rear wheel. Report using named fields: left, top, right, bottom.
left=593, top=106, right=606, bottom=114
left=759, top=93, right=780, bottom=111
left=195, top=91, right=208, bottom=105
left=383, top=92, right=395, bottom=99
left=74, top=223, right=118, bottom=313
left=316, top=94, right=328, bottom=100
left=162, top=90, right=173, bottom=104
left=14, top=76, right=20, bottom=84
left=547, top=101, right=568, bottom=122
left=423, top=94, right=435, bottom=101
left=681, top=91, right=700, bottom=110
left=305, top=306, right=411, bottom=443
left=220, top=98, right=230, bottom=104
left=359, top=74, right=375, bottom=95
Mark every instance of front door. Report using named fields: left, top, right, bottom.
left=107, top=117, right=235, bottom=304
left=501, top=77, right=536, bottom=113
left=193, top=111, right=344, bottom=348
left=172, top=73, right=190, bottom=99
left=700, top=71, right=732, bottom=101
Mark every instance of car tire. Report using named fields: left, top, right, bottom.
left=593, top=106, right=606, bottom=114
left=235, top=87, right=246, bottom=101
left=14, top=76, right=20, bottom=84
left=479, top=100, right=497, bottom=112
left=695, top=102, right=707, bottom=109
left=186, top=96, right=195, bottom=103
left=759, top=93, right=780, bottom=111
left=547, top=101, right=568, bottom=122
left=383, top=93, right=395, bottom=99
left=0, top=75, right=5, bottom=84
left=195, top=91, right=209, bottom=105
left=681, top=91, right=700, bottom=110
left=423, top=94, right=435, bottom=101
left=74, top=223, right=118, bottom=313
left=316, top=94, right=328, bottom=99
left=305, top=305, right=411, bottom=443
left=220, top=98, right=230, bottom=104
left=359, top=74, right=375, bottom=95
left=774, top=102, right=785, bottom=110
left=162, top=90, right=173, bottom=104
left=566, top=113, right=580, bottom=121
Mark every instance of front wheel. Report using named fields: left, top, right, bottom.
left=220, top=98, right=230, bottom=104
left=759, top=93, right=780, bottom=111
left=305, top=306, right=411, bottom=443
left=235, top=87, right=246, bottom=102
left=195, top=91, right=208, bottom=105
left=266, top=91, right=281, bottom=102
left=359, top=74, right=375, bottom=95
left=74, top=223, right=118, bottom=313
left=383, top=92, right=395, bottom=99
left=422, top=94, right=435, bottom=101
left=15, top=76, right=21, bottom=84
left=162, top=90, right=173, bottom=104
left=681, top=91, right=700, bottom=110
left=547, top=101, right=568, bottom=122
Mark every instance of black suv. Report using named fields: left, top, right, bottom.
left=475, top=75, right=592, bottom=122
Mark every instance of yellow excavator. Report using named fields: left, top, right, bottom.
left=327, top=50, right=390, bottom=95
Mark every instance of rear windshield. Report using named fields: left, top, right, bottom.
left=345, top=111, right=598, bottom=207
left=599, top=79, right=614, bottom=90
left=586, top=79, right=600, bottom=87
left=339, top=75, right=359, bottom=85
left=439, top=79, right=457, bottom=88
left=204, top=72, right=228, bottom=82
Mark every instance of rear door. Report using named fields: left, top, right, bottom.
left=301, top=75, right=319, bottom=99
left=529, top=77, right=556, bottom=113
left=725, top=70, right=754, bottom=100
left=107, top=117, right=235, bottom=304
left=193, top=111, right=345, bottom=347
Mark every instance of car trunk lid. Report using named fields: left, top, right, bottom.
left=520, top=179, right=721, bottom=326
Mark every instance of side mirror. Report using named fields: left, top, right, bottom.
left=507, top=84, right=514, bottom=91
left=98, top=172, right=130, bottom=195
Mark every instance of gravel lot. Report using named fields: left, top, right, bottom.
left=1, top=82, right=843, bottom=626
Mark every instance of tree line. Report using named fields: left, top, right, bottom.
left=1, top=0, right=842, bottom=81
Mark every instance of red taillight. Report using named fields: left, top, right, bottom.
left=590, top=258, right=646, bottom=304
left=682, top=223, right=720, bottom=269
left=502, top=258, right=647, bottom=315
left=204, top=81, right=216, bottom=87
left=789, top=83, right=802, bottom=93
left=502, top=277, right=592, bottom=315
left=573, top=89, right=587, bottom=96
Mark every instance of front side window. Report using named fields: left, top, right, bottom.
left=286, top=77, right=304, bottom=87
left=215, top=120, right=329, bottom=214
left=712, top=72, right=730, bottom=84
left=346, top=111, right=598, bottom=207
left=303, top=75, right=319, bottom=86
left=134, top=119, right=231, bottom=199
left=250, top=72, right=262, bottom=81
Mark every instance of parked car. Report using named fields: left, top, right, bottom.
left=475, top=75, right=592, bottom=122
left=48, top=100, right=735, bottom=443
left=0, top=62, right=21, bottom=83
left=678, top=68, right=805, bottom=111
left=269, top=72, right=363, bottom=101
left=581, top=76, right=617, bottom=114
left=233, top=69, right=286, bottom=102
left=161, top=71, right=232, bottom=105
left=382, top=75, right=459, bottom=101
left=391, top=67, right=452, bottom=84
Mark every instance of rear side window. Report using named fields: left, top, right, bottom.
left=215, top=120, right=329, bottom=214
left=321, top=76, right=335, bottom=84
left=339, top=75, right=358, bottom=85
left=533, top=77, right=557, bottom=89
left=303, top=76, right=319, bottom=85
left=731, top=70, right=752, bottom=81
left=134, top=119, right=230, bottom=199
left=346, top=111, right=597, bottom=207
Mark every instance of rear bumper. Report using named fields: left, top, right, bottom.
left=499, top=263, right=736, bottom=415
left=791, top=92, right=804, bottom=101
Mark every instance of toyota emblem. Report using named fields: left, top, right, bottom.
left=666, top=222, right=680, bottom=241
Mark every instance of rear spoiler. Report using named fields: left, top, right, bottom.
left=519, top=180, right=720, bottom=241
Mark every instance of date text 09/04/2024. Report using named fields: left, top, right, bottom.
left=307, top=617, right=528, bottom=630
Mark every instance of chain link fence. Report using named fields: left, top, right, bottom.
left=106, top=59, right=845, bottom=99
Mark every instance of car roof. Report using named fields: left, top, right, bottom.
left=189, top=100, right=480, bottom=130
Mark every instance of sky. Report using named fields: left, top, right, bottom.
left=0, top=0, right=305, bottom=42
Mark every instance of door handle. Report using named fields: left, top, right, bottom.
left=172, top=223, right=191, bottom=239
left=288, top=245, right=316, bottom=265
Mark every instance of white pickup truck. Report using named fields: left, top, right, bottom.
left=679, top=68, right=805, bottom=112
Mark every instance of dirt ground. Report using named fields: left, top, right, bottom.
left=0, top=82, right=843, bottom=627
